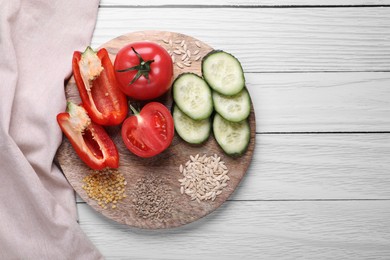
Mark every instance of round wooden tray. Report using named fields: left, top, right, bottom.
left=56, top=31, right=256, bottom=229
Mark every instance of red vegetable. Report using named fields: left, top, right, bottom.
left=57, top=102, right=119, bottom=170
left=121, top=102, right=174, bottom=158
left=72, top=46, right=128, bottom=126
left=114, top=41, right=173, bottom=100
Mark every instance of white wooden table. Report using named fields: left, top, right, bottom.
left=77, top=1, right=390, bottom=259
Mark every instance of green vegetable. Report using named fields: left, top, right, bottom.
left=213, top=113, right=250, bottom=156
left=172, top=73, right=213, bottom=120
left=173, top=105, right=211, bottom=144
left=202, top=50, right=245, bottom=96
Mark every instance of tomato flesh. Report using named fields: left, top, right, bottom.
left=121, top=102, right=174, bottom=158
left=154, top=111, right=168, bottom=140
left=126, top=127, right=150, bottom=151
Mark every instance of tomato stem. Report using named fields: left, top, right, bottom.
left=116, top=47, right=154, bottom=85
left=128, top=102, right=140, bottom=115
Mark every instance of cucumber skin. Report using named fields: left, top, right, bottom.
left=212, top=113, right=251, bottom=157
left=172, top=73, right=213, bottom=120
left=201, top=50, right=245, bottom=96
left=173, top=105, right=211, bottom=145
left=212, top=88, right=251, bottom=123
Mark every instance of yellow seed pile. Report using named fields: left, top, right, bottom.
left=82, top=168, right=127, bottom=209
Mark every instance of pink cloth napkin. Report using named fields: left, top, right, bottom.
left=0, top=0, right=103, bottom=258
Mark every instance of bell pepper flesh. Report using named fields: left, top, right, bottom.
left=57, top=102, right=119, bottom=170
left=73, top=47, right=128, bottom=126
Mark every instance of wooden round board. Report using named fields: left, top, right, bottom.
left=56, top=31, right=256, bottom=229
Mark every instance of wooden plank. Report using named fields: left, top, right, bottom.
left=77, top=200, right=390, bottom=259
left=92, top=7, right=390, bottom=72
left=76, top=133, right=390, bottom=203
left=65, top=70, right=390, bottom=132
left=234, top=133, right=390, bottom=200
left=100, top=0, right=390, bottom=7
left=247, top=72, right=390, bottom=132
left=58, top=31, right=255, bottom=229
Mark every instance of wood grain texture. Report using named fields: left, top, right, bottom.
left=74, top=3, right=390, bottom=259
left=100, top=0, right=390, bottom=6
left=235, top=133, right=390, bottom=200
left=77, top=200, right=390, bottom=259
left=92, top=7, right=390, bottom=72
left=57, top=31, right=256, bottom=229
left=76, top=133, right=390, bottom=202
left=67, top=71, right=390, bottom=133
left=247, top=72, right=390, bottom=132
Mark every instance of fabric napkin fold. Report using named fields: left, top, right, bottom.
left=0, top=0, right=103, bottom=258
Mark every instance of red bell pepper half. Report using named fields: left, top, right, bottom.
left=57, top=102, right=119, bottom=170
left=72, top=46, right=128, bottom=126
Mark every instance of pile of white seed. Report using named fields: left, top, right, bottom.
left=178, top=154, right=230, bottom=203
left=162, top=38, right=202, bottom=69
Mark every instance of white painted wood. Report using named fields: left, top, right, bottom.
left=77, top=200, right=390, bottom=259
left=100, top=0, right=390, bottom=6
left=235, top=133, right=390, bottom=200
left=76, top=3, right=390, bottom=259
left=76, top=133, right=390, bottom=203
left=248, top=72, right=390, bottom=132
left=92, top=7, right=390, bottom=72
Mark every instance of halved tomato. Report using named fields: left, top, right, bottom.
left=121, top=102, right=174, bottom=158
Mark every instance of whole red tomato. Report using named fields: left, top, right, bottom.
left=121, top=102, right=174, bottom=158
left=114, top=41, right=173, bottom=100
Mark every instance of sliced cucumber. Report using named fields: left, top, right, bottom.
left=172, top=73, right=213, bottom=120
left=213, top=88, right=251, bottom=122
left=173, top=105, right=211, bottom=144
left=202, top=50, right=245, bottom=96
left=213, top=113, right=250, bottom=156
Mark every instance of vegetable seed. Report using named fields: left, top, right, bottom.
left=178, top=154, right=229, bottom=202
left=132, top=175, right=175, bottom=221
left=82, top=168, right=127, bottom=209
left=160, top=36, right=203, bottom=69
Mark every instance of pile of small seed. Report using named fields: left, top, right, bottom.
left=82, top=168, right=127, bottom=209
left=179, top=154, right=230, bottom=203
left=161, top=37, right=202, bottom=69
left=132, top=175, right=175, bottom=221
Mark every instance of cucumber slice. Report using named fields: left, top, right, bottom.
left=202, top=50, right=245, bottom=96
left=213, top=113, right=250, bottom=156
left=213, top=88, right=251, bottom=122
left=173, top=105, right=211, bottom=144
left=172, top=73, right=213, bottom=120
